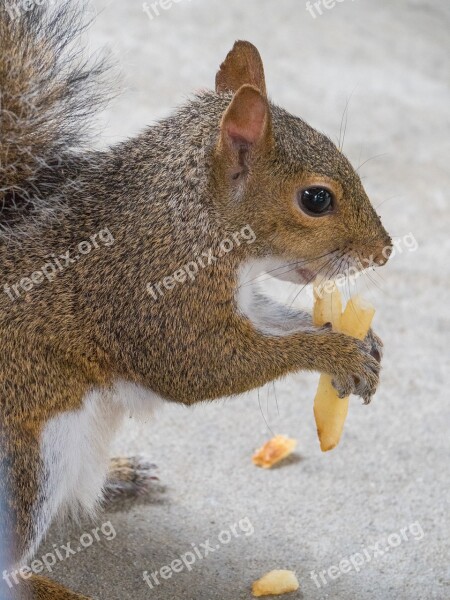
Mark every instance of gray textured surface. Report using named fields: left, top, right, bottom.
left=39, top=1, right=449, bottom=598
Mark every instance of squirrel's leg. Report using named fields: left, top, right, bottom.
left=103, top=456, right=159, bottom=503
left=249, top=291, right=383, bottom=359
left=164, top=308, right=381, bottom=404
left=247, top=290, right=314, bottom=334
left=0, top=428, right=93, bottom=600
left=237, top=317, right=380, bottom=403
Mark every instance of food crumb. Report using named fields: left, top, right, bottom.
left=252, top=435, right=297, bottom=469
left=252, top=570, right=299, bottom=597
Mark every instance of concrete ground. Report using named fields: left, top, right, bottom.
left=40, top=0, right=449, bottom=598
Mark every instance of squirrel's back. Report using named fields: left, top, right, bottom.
left=0, top=0, right=111, bottom=239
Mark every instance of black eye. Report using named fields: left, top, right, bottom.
left=299, top=187, right=334, bottom=216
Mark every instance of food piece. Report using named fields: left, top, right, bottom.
left=313, top=374, right=349, bottom=452
left=340, top=295, right=376, bottom=341
left=313, top=286, right=376, bottom=452
left=252, top=570, right=299, bottom=597
left=313, top=282, right=342, bottom=328
left=252, top=435, right=297, bottom=469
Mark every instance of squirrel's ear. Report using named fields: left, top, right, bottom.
left=220, top=84, right=270, bottom=149
left=216, top=41, right=267, bottom=97
left=218, top=85, right=271, bottom=178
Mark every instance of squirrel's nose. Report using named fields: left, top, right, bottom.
left=373, top=236, right=393, bottom=266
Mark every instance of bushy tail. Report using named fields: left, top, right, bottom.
left=0, top=0, right=111, bottom=238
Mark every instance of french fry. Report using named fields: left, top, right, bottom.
left=313, top=374, right=349, bottom=452
left=313, top=282, right=342, bottom=328
left=252, top=570, right=299, bottom=597
left=313, top=285, right=375, bottom=452
left=341, top=296, right=376, bottom=341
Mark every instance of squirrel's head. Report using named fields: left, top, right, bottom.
left=213, top=41, right=392, bottom=284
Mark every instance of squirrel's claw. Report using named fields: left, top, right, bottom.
left=331, top=336, right=381, bottom=404
left=103, top=455, right=162, bottom=506
left=365, top=328, right=384, bottom=363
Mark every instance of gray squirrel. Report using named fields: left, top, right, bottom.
left=0, top=1, right=391, bottom=598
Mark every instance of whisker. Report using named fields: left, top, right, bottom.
left=341, top=108, right=349, bottom=153
left=371, top=268, right=386, bottom=283
left=345, top=261, right=353, bottom=305
left=338, top=90, right=355, bottom=152
left=273, top=382, right=280, bottom=417
left=364, top=271, right=388, bottom=296
left=238, top=249, right=339, bottom=289
left=282, top=258, right=333, bottom=322
left=257, top=387, right=275, bottom=437
left=346, top=275, right=368, bottom=330
left=287, top=251, right=345, bottom=328
left=374, top=195, right=403, bottom=210
left=356, top=153, right=389, bottom=173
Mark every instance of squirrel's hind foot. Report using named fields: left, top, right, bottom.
left=103, top=456, right=160, bottom=505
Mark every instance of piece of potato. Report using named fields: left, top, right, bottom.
left=252, top=570, right=299, bottom=597
left=313, top=374, right=349, bottom=452
left=252, top=435, right=297, bottom=469
left=313, top=282, right=342, bottom=328
left=313, top=286, right=375, bottom=452
left=340, top=295, right=376, bottom=341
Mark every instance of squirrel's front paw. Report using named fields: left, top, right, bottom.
left=331, top=336, right=381, bottom=404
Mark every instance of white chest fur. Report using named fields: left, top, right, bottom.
left=236, top=258, right=313, bottom=335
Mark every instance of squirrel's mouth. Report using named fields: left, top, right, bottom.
left=273, top=266, right=316, bottom=285
left=295, top=268, right=316, bottom=284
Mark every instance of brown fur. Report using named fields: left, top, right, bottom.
left=21, top=576, right=90, bottom=600
left=0, top=5, right=391, bottom=598
left=216, top=40, right=267, bottom=96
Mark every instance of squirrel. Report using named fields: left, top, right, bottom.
left=0, top=1, right=392, bottom=599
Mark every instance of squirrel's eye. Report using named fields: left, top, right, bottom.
left=299, top=187, right=334, bottom=216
